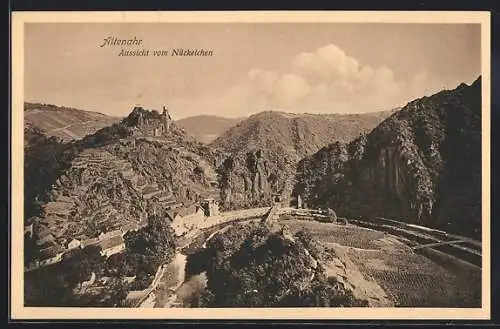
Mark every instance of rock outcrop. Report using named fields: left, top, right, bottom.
left=295, top=77, right=482, bottom=239
left=26, top=106, right=220, bottom=248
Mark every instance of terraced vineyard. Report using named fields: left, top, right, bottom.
left=277, top=218, right=481, bottom=307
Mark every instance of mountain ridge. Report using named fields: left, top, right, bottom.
left=24, top=102, right=122, bottom=141
left=294, top=77, right=482, bottom=238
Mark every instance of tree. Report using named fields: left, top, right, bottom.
left=107, top=252, right=134, bottom=276
left=124, top=215, right=177, bottom=275
left=24, top=267, right=74, bottom=306
left=197, top=223, right=369, bottom=308
left=61, top=245, right=105, bottom=288
left=102, top=277, right=129, bottom=307
left=24, top=234, right=39, bottom=266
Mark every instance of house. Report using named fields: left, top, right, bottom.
left=166, top=210, right=182, bottom=223
left=66, top=238, right=81, bottom=250
left=98, top=235, right=126, bottom=258
left=167, top=204, right=205, bottom=236
left=81, top=237, right=99, bottom=248
left=98, top=230, right=122, bottom=241
left=178, top=204, right=205, bottom=219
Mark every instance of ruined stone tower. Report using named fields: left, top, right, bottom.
left=162, top=106, right=172, bottom=134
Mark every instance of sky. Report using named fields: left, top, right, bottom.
left=24, top=23, right=481, bottom=119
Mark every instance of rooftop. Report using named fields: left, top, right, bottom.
left=98, top=235, right=125, bottom=251
left=167, top=204, right=202, bottom=220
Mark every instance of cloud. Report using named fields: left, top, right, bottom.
left=292, top=44, right=360, bottom=82
left=169, top=43, right=449, bottom=118
left=247, top=70, right=310, bottom=105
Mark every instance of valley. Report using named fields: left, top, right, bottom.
left=141, top=209, right=480, bottom=308
left=23, top=77, right=483, bottom=308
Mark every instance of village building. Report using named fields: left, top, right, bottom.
left=167, top=204, right=205, bottom=236
left=98, top=229, right=122, bottom=241
left=66, top=238, right=81, bottom=250
left=81, top=237, right=99, bottom=248
left=97, top=235, right=126, bottom=258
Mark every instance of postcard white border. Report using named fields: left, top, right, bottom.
left=10, top=10, right=491, bottom=320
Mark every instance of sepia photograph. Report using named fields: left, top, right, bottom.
left=10, top=11, right=491, bottom=320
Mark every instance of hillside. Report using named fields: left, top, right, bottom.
left=295, top=77, right=482, bottom=239
left=175, top=115, right=244, bottom=144
left=24, top=102, right=121, bottom=141
left=211, top=110, right=392, bottom=210
left=191, top=222, right=369, bottom=307
left=25, top=106, right=220, bottom=265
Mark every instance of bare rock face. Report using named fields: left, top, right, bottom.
left=217, top=150, right=282, bottom=209
left=295, top=77, right=482, bottom=239
left=212, top=110, right=391, bottom=210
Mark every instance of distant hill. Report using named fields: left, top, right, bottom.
left=295, top=77, right=482, bottom=239
left=211, top=110, right=393, bottom=210
left=24, top=102, right=121, bottom=141
left=175, top=115, right=244, bottom=144
left=212, top=110, right=393, bottom=159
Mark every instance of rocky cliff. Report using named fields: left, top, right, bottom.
left=26, top=106, right=220, bottom=246
left=211, top=110, right=392, bottom=210
left=295, top=78, right=482, bottom=238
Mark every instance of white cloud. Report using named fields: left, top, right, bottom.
left=169, top=43, right=450, bottom=118
left=292, top=44, right=360, bottom=82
